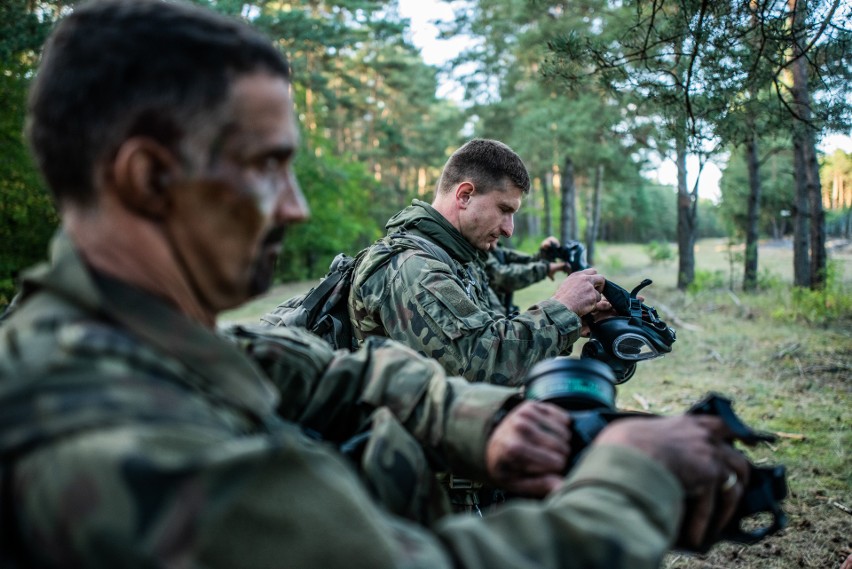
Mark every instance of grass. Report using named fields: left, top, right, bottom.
left=222, top=237, right=851, bottom=568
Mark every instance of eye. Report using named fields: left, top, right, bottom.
left=261, top=155, right=283, bottom=174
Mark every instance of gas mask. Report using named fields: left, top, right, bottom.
left=581, top=278, right=677, bottom=382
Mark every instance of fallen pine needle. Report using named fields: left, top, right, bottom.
left=774, top=431, right=807, bottom=440
left=632, top=393, right=650, bottom=411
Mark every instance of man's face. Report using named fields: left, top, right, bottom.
left=166, top=72, right=309, bottom=312
left=457, top=183, right=523, bottom=252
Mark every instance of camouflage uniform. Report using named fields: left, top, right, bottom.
left=487, top=246, right=549, bottom=296
left=486, top=245, right=551, bottom=316
left=0, top=233, right=684, bottom=569
left=350, top=200, right=582, bottom=385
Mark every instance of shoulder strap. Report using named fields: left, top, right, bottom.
left=387, top=231, right=456, bottom=269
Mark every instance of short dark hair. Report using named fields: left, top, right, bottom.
left=437, top=139, right=530, bottom=195
left=26, top=0, right=290, bottom=205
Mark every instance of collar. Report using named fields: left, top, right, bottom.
left=386, top=200, right=486, bottom=264
left=20, top=231, right=280, bottom=417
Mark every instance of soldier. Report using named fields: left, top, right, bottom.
left=487, top=236, right=570, bottom=316
left=0, top=1, right=752, bottom=567
left=349, top=139, right=609, bottom=384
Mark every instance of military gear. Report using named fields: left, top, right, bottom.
left=261, top=232, right=455, bottom=351
left=350, top=200, right=583, bottom=385
left=0, top=232, right=687, bottom=569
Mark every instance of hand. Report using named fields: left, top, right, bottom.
left=539, top=236, right=560, bottom=252
left=840, top=554, right=852, bottom=569
left=551, top=268, right=609, bottom=317
left=485, top=401, right=572, bottom=497
left=595, top=415, right=751, bottom=551
left=546, top=262, right=570, bottom=280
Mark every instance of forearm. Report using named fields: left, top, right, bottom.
left=231, top=324, right=515, bottom=475
left=488, top=260, right=549, bottom=292
left=433, top=445, right=682, bottom=569
left=379, top=289, right=582, bottom=385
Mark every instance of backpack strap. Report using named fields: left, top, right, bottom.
left=385, top=231, right=477, bottom=301
left=387, top=232, right=456, bottom=269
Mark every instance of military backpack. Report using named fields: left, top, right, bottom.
left=260, top=232, right=454, bottom=351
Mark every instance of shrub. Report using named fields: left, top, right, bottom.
left=645, top=240, right=675, bottom=264
left=771, top=261, right=851, bottom=324
left=687, top=269, right=727, bottom=293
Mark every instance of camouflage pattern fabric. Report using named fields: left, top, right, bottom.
left=486, top=245, right=550, bottom=317
left=0, top=233, right=684, bottom=569
left=350, top=200, right=583, bottom=385
left=486, top=246, right=549, bottom=295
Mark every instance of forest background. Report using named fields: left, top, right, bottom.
left=2, top=0, right=851, bottom=301
left=1, top=1, right=851, bottom=568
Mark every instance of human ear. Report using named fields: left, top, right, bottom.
left=456, top=182, right=475, bottom=208
left=111, top=137, right=181, bottom=219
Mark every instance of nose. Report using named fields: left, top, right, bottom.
left=275, top=170, right=310, bottom=224
left=501, top=214, right=514, bottom=238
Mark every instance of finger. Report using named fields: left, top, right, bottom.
left=492, top=443, right=568, bottom=479
left=711, top=446, right=751, bottom=534
left=683, top=482, right=718, bottom=548
left=513, top=421, right=571, bottom=462
left=691, top=415, right=736, bottom=442
left=574, top=268, right=598, bottom=277
left=530, top=401, right=572, bottom=427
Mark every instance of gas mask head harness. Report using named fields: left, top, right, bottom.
left=581, top=278, right=677, bottom=383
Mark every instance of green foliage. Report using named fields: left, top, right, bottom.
left=770, top=261, right=851, bottom=324
left=0, top=0, right=59, bottom=304
left=645, top=240, right=674, bottom=264
left=718, top=140, right=795, bottom=240
left=600, top=253, right=623, bottom=273
left=275, top=145, right=382, bottom=281
left=756, top=267, right=784, bottom=290
left=599, top=182, right=679, bottom=242
left=686, top=269, right=727, bottom=293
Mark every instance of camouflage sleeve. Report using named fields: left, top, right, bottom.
left=358, top=253, right=582, bottom=385
left=434, top=444, right=683, bottom=569
left=228, top=324, right=520, bottom=479
left=15, top=428, right=680, bottom=569
left=485, top=253, right=548, bottom=293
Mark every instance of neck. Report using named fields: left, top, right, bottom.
left=63, top=200, right=216, bottom=328
left=431, top=194, right=460, bottom=232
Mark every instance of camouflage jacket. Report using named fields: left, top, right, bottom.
left=486, top=246, right=549, bottom=295
left=0, top=233, right=684, bottom=569
left=349, top=200, right=582, bottom=385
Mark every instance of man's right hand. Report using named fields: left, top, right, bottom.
left=551, top=268, right=609, bottom=317
left=594, top=415, right=751, bottom=551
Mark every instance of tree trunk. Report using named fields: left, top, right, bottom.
left=585, top=163, right=604, bottom=265
left=790, top=0, right=825, bottom=289
left=743, top=133, right=762, bottom=291
left=559, top=156, right=577, bottom=243
left=675, top=128, right=695, bottom=290
left=806, top=139, right=826, bottom=288
left=542, top=171, right=553, bottom=237
left=791, top=130, right=811, bottom=287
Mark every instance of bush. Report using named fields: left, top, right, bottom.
left=645, top=240, right=674, bottom=264
left=770, top=261, right=851, bottom=324
left=687, top=269, right=727, bottom=293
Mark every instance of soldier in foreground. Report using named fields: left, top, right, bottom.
left=0, top=1, right=751, bottom=567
